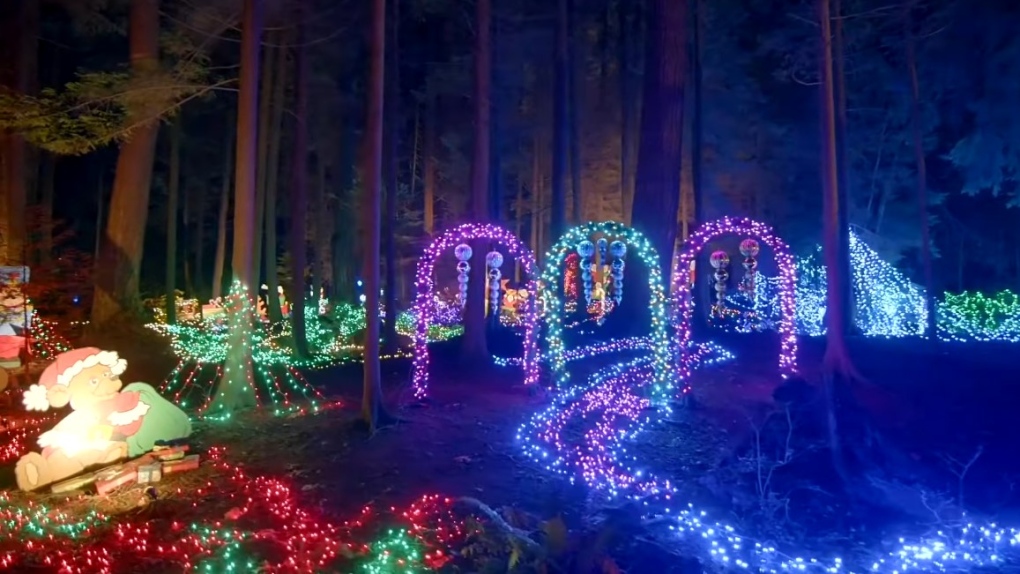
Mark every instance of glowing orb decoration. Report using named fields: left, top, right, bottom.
left=412, top=224, right=539, bottom=399
left=674, top=217, right=799, bottom=390
left=542, top=221, right=673, bottom=402
left=15, top=347, right=192, bottom=491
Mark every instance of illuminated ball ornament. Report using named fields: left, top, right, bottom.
left=674, top=217, right=798, bottom=387
left=413, top=224, right=539, bottom=399
left=609, top=240, right=627, bottom=304
left=577, top=240, right=595, bottom=306
left=485, top=251, right=503, bottom=322
left=739, top=238, right=759, bottom=293
left=454, top=244, right=473, bottom=308
left=709, top=250, right=730, bottom=315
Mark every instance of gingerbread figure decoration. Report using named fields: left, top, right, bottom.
left=15, top=347, right=192, bottom=491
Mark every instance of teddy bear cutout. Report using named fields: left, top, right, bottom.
left=15, top=347, right=192, bottom=491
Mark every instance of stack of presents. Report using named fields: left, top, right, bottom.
left=52, top=442, right=201, bottom=495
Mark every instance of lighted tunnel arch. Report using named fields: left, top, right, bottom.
left=411, top=223, right=540, bottom=399
left=674, top=217, right=799, bottom=387
left=541, top=221, right=673, bottom=401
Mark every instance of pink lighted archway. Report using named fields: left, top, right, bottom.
left=412, top=223, right=539, bottom=399
left=674, top=217, right=798, bottom=388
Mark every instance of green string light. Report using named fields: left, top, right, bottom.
left=361, top=529, right=426, bottom=574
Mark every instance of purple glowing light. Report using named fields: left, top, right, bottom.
left=674, top=217, right=799, bottom=387
left=412, top=223, right=539, bottom=398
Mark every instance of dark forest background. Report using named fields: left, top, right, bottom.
left=0, top=0, right=1017, bottom=322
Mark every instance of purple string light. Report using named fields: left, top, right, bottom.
left=674, top=217, right=799, bottom=388
left=412, top=223, right=539, bottom=398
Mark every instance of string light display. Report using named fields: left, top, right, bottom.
left=158, top=282, right=327, bottom=420
left=412, top=223, right=539, bottom=399
left=674, top=217, right=799, bottom=388
left=937, top=290, right=1020, bottom=343
left=0, top=447, right=477, bottom=573
left=1, top=415, right=57, bottom=464
left=541, top=221, right=672, bottom=402
left=517, top=340, right=1020, bottom=572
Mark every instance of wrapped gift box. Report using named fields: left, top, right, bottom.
left=137, top=462, right=162, bottom=484
left=95, top=466, right=138, bottom=495
left=153, top=445, right=189, bottom=461
left=51, top=472, right=99, bottom=494
left=161, top=454, right=199, bottom=475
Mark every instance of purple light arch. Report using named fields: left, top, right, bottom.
left=673, top=217, right=798, bottom=389
left=411, top=223, right=540, bottom=399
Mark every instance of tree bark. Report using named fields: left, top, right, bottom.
left=423, top=93, right=436, bottom=235
left=905, top=0, right=937, bottom=341
left=362, top=0, right=390, bottom=430
left=264, top=38, right=288, bottom=322
left=331, top=124, right=357, bottom=304
left=382, top=0, right=400, bottom=353
left=819, top=0, right=854, bottom=375
left=833, top=0, right=855, bottom=335
left=460, top=0, right=492, bottom=362
left=212, top=112, right=234, bottom=301
left=91, top=0, right=161, bottom=325
left=618, top=0, right=639, bottom=224
left=568, top=0, right=583, bottom=223
left=289, top=1, right=310, bottom=359
left=252, top=39, right=278, bottom=290
left=39, top=152, right=56, bottom=265
left=551, top=0, right=569, bottom=240
left=312, top=158, right=326, bottom=302
left=628, top=0, right=688, bottom=320
left=166, top=117, right=181, bottom=324
left=211, top=0, right=262, bottom=413
left=690, top=0, right=704, bottom=227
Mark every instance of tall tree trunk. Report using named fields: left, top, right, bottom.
left=690, top=0, right=704, bottom=228
left=382, top=0, right=400, bottom=353
left=0, top=0, right=38, bottom=266
left=530, top=138, right=541, bottom=262
left=312, top=158, right=326, bottom=303
left=289, top=2, right=310, bottom=360
left=818, top=0, right=857, bottom=488
left=460, top=0, right=493, bottom=362
left=212, top=112, right=234, bottom=300
left=626, top=0, right=688, bottom=331
left=91, top=0, right=161, bottom=325
left=423, top=92, right=437, bottom=235
left=166, top=118, right=181, bottom=324
left=331, top=124, right=357, bottom=304
left=489, top=12, right=502, bottom=223
left=182, top=177, right=194, bottom=297
left=190, top=185, right=206, bottom=297
left=568, top=0, right=583, bottom=223
left=211, top=0, right=262, bottom=414
left=819, top=0, right=855, bottom=375
left=618, top=0, right=638, bottom=224
left=94, top=174, right=104, bottom=261
left=263, top=137, right=282, bottom=322
left=515, top=175, right=524, bottom=283
left=832, top=0, right=855, bottom=335
left=264, top=39, right=288, bottom=322
left=551, top=0, right=569, bottom=240
left=905, top=0, right=936, bottom=340
left=39, top=153, right=56, bottom=264
left=253, top=39, right=278, bottom=290
left=362, top=0, right=391, bottom=430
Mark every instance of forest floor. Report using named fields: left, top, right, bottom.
left=1, top=330, right=1019, bottom=572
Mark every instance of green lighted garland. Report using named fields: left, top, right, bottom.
left=159, top=281, right=327, bottom=420
left=540, top=221, right=673, bottom=402
left=937, top=289, right=1020, bottom=343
